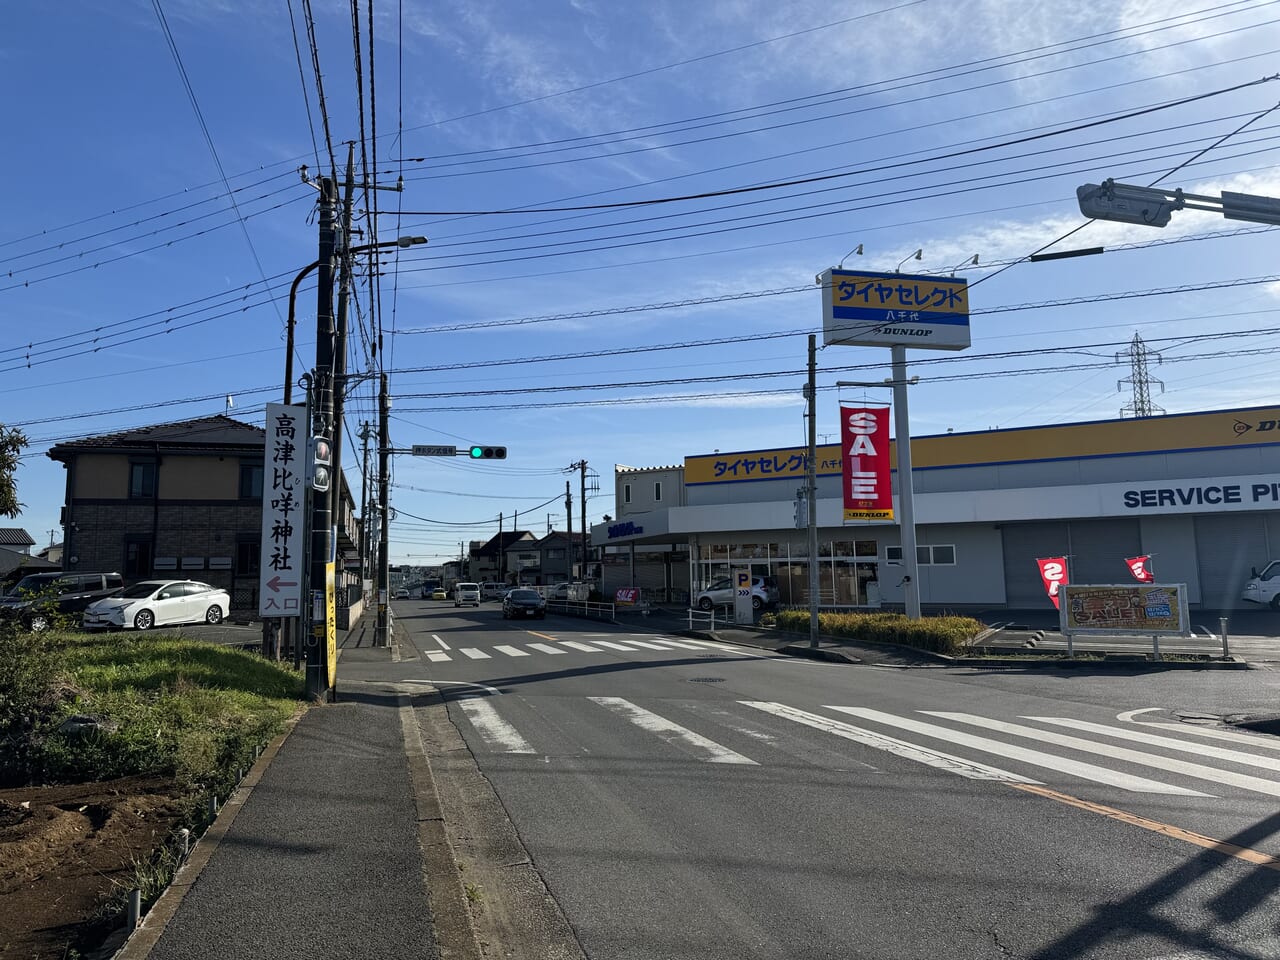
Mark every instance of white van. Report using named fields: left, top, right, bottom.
left=481, top=582, right=507, bottom=601
left=1241, top=561, right=1280, bottom=609
left=454, top=582, right=481, bottom=607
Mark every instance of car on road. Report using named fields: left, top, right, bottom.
left=430, top=587, right=448, bottom=601
left=0, top=571, right=125, bottom=631
left=481, top=581, right=508, bottom=601
left=83, top=579, right=230, bottom=631
left=453, top=581, right=481, bottom=607
left=694, top=575, right=780, bottom=611
left=395, top=588, right=411, bottom=599
left=502, top=588, right=547, bottom=620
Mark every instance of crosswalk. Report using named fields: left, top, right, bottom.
left=419, top=634, right=757, bottom=664
left=446, top=694, right=1280, bottom=803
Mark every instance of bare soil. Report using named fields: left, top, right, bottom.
left=0, top=777, right=185, bottom=959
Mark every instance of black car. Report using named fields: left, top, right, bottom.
left=0, top=571, right=125, bottom=631
left=502, top=588, right=547, bottom=620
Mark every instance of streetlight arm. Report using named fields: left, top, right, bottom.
left=1078, top=179, right=1280, bottom=227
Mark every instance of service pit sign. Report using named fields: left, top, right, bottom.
left=819, top=268, right=971, bottom=351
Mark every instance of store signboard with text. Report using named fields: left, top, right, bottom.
left=841, top=405, right=893, bottom=521
left=819, top=268, right=971, bottom=351
left=1059, top=584, right=1189, bottom=636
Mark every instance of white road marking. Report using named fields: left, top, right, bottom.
left=1026, top=716, right=1280, bottom=773
left=831, top=708, right=1207, bottom=796
left=1136, top=721, right=1280, bottom=752
left=1117, top=707, right=1160, bottom=723
left=675, top=639, right=752, bottom=656
left=526, top=643, right=566, bottom=655
left=559, top=640, right=603, bottom=653
left=589, top=639, right=642, bottom=651
left=742, top=701, right=1036, bottom=783
left=398, top=679, right=502, bottom=696
left=460, top=648, right=492, bottom=660
left=612, top=638, right=671, bottom=651
left=457, top=697, right=535, bottom=754
left=493, top=645, right=531, bottom=658
left=647, top=637, right=709, bottom=650
left=590, top=697, right=758, bottom=765
left=426, top=651, right=451, bottom=662
left=432, top=634, right=450, bottom=651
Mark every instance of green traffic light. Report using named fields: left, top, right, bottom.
left=469, top=446, right=483, bottom=458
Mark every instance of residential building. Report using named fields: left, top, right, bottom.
left=469, top=530, right=535, bottom=583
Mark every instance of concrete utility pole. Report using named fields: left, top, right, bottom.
left=329, top=145, right=357, bottom=594
left=564, top=481, right=574, bottom=577
left=358, top=421, right=373, bottom=581
left=306, top=175, right=337, bottom=701
left=806, top=335, right=820, bottom=647
left=375, top=373, right=390, bottom=646
left=568, top=460, right=589, bottom=582
left=498, top=512, right=504, bottom=582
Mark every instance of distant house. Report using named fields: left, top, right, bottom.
left=0, top=528, right=36, bottom=555
left=47, top=414, right=361, bottom=618
left=469, top=530, right=535, bottom=583
left=0, top=544, right=58, bottom=588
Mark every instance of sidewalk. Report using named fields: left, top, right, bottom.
left=119, top=681, right=441, bottom=960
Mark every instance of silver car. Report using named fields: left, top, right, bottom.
left=694, top=576, right=779, bottom=611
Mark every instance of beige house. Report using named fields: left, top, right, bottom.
left=48, top=415, right=360, bottom=617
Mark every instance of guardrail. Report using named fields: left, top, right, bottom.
left=546, top=599, right=615, bottom=621
left=687, top=607, right=719, bottom=632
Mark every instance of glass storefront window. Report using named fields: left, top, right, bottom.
left=855, top=540, right=878, bottom=557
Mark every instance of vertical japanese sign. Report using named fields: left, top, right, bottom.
left=840, top=405, right=894, bottom=521
left=1036, top=557, right=1069, bottom=609
left=1125, top=555, right=1154, bottom=582
left=259, top=403, right=305, bottom=617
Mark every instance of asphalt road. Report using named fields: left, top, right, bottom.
left=383, top=597, right=1280, bottom=960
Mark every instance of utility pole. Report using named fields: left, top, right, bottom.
left=806, top=335, right=820, bottom=647
left=329, top=144, right=357, bottom=607
left=1118, top=332, right=1165, bottom=418
left=306, top=175, right=337, bottom=701
left=564, top=481, right=574, bottom=578
left=358, top=422, right=372, bottom=583
left=498, top=512, right=504, bottom=583
left=375, top=373, right=390, bottom=646
left=579, top=461, right=588, bottom=583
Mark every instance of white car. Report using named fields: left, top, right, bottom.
left=83, top=579, right=231, bottom=631
left=453, top=582, right=481, bottom=607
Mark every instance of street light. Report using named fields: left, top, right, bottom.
left=1077, top=179, right=1280, bottom=228
left=282, top=235, right=427, bottom=403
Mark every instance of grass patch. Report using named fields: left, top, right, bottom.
left=2, top=627, right=303, bottom=795
left=773, top=609, right=985, bottom=656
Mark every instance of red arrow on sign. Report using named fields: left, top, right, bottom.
left=266, top=575, right=298, bottom=592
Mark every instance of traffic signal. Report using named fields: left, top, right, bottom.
left=309, top=435, right=332, bottom=492
left=468, top=445, right=507, bottom=459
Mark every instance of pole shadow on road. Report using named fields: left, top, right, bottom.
left=1029, top=809, right=1280, bottom=959
left=422, top=655, right=755, bottom=698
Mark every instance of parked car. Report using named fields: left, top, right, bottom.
left=502, top=588, right=547, bottom=620
left=430, top=587, right=448, bottom=601
left=0, top=571, right=124, bottom=631
left=1242, top=560, right=1280, bottom=609
left=694, top=575, right=780, bottom=611
left=395, top=588, right=411, bottom=599
left=453, top=582, right=481, bottom=607
left=481, top=581, right=508, bottom=601
left=82, top=579, right=230, bottom=631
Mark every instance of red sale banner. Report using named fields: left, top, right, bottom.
left=1125, top=556, right=1154, bottom=582
left=1036, top=557, right=1069, bottom=609
left=841, top=405, right=893, bottom=521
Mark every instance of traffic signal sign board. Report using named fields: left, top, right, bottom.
left=468, top=445, right=507, bottom=459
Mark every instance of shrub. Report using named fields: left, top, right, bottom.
left=0, top=623, right=73, bottom=785
left=773, top=609, right=983, bottom=656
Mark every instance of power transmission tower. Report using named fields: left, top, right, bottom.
left=1117, top=331, right=1165, bottom=418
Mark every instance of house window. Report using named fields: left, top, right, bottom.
left=884, top=545, right=956, bottom=565
left=654, top=481, right=662, bottom=502
left=236, top=540, right=260, bottom=576
left=623, top=483, right=632, bottom=504
left=546, top=548, right=565, bottom=559
left=125, top=537, right=153, bottom=577
left=129, top=462, right=156, bottom=499
left=239, top=463, right=264, bottom=499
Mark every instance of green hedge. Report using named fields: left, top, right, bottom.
left=772, top=610, right=983, bottom=656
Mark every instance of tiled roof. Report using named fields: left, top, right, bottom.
left=0, top=528, right=35, bottom=547
left=47, top=415, right=266, bottom=461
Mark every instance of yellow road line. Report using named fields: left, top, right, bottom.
left=1011, top=783, right=1280, bottom=872
left=526, top=630, right=559, bottom=642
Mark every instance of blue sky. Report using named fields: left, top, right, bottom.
left=5, top=0, right=1280, bottom=565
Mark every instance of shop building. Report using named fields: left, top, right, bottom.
left=593, top=405, right=1280, bottom=614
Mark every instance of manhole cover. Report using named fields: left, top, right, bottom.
left=688, top=677, right=725, bottom=683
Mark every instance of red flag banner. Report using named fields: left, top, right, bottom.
left=1036, top=557, right=1069, bottom=609
left=841, top=405, right=894, bottom=521
left=1125, top=556, right=1154, bottom=582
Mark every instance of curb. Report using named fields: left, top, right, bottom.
left=112, top=703, right=308, bottom=960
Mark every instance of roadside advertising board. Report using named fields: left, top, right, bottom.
left=840, top=405, right=893, bottom=521
left=819, top=268, right=971, bottom=351
left=1059, top=584, right=1190, bottom=637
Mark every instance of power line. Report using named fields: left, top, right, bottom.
left=285, top=0, right=322, bottom=170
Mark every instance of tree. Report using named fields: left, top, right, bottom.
left=0, top=425, right=28, bottom=518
